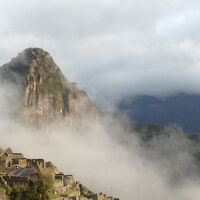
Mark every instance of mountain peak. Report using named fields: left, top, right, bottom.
left=19, top=47, right=49, bottom=58
left=0, top=48, right=59, bottom=83
left=23, top=47, right=49, bottom=54
left=19, top=48, right=56, bottom=68
left=0, top=48, right=98, bottom=126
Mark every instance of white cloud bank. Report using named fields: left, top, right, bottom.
left=0, top=82, right=200, bottom=200
left=1, top=0, right=200, bottom=106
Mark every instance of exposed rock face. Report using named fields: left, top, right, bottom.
left=0, top=48, right=98, bottom=126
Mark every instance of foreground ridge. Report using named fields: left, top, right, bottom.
left=0, top=146, right=119, bottom=200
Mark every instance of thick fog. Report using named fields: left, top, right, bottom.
left=1, top=82, right=200, bottom=200
left=1, top=0, right=200, bottom=106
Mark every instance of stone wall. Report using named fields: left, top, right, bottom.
left=65, top=175, right=75, bottom=188
left=11, top=158, right=27, bottom=168
left=93, top=193, right=107, bottom=200
left=27, top=159, right=45, bottom=169
left=3, top=176, right=31, bottom=187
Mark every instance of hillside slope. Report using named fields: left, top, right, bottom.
left=118, top=93, right=200, bottom=133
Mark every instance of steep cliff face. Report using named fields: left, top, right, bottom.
left=0, top=48, right=98, bottom=126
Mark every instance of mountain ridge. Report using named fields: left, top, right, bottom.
left=118, top=93, right=200, bottom=133
left=0, top=48, right=98, bottom=127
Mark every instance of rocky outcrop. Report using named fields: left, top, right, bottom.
left=0, top=48, right=98, bottom=126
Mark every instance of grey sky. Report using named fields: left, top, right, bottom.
left=1, top=0, right=200, bottom=106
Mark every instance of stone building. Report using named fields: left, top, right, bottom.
left=26, top=159, right=59, bottom=176
left=0, top=146, right=119, bottom=200
left=93, top=193, right=107, bottom=200
left=54, top=173, right=78, bottom=196
left=2, top=168, right=36, bottom=187
left=2, top=150, right=24, bottom=168
left=27, top=159, right=46, bottom=169
left=2, top=176, right=31, bottom=187
left=41, top=161, right=59, bottom=176
left=54, top=173, right=67, bottom=195
left=54, top=173, right=65, bottom=188
left=65, top=175, right=76, bottom=189
left=11, top=153, right=24, bottom=159
left=54, top=173, right=76, bottom=188
left=11, top=158, right=27, bottom=168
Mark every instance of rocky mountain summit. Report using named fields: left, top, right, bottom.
left=0, top=48, right=98, bottom=126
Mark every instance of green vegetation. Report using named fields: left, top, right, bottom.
left=35, top=62, right=66, bottom=95
left=0, top=187, right=8, bottom=200
left=3, top=174, right=54, bottom=200
left=9, top=185, right=29, bottom=200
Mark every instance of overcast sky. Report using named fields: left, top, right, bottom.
left=1, top=0, right=200, bottom=106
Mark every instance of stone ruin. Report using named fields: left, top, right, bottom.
left=0, top=146, right=119, bottom=200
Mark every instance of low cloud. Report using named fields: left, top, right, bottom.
left=0, top=83, right=200, bottom=199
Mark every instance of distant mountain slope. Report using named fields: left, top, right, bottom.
left=118, top=93, right=200, bottom=133
left=0, top=48, right=98, bottom=126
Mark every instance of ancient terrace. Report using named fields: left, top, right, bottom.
left=0, top=147, right=119, bottom=200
